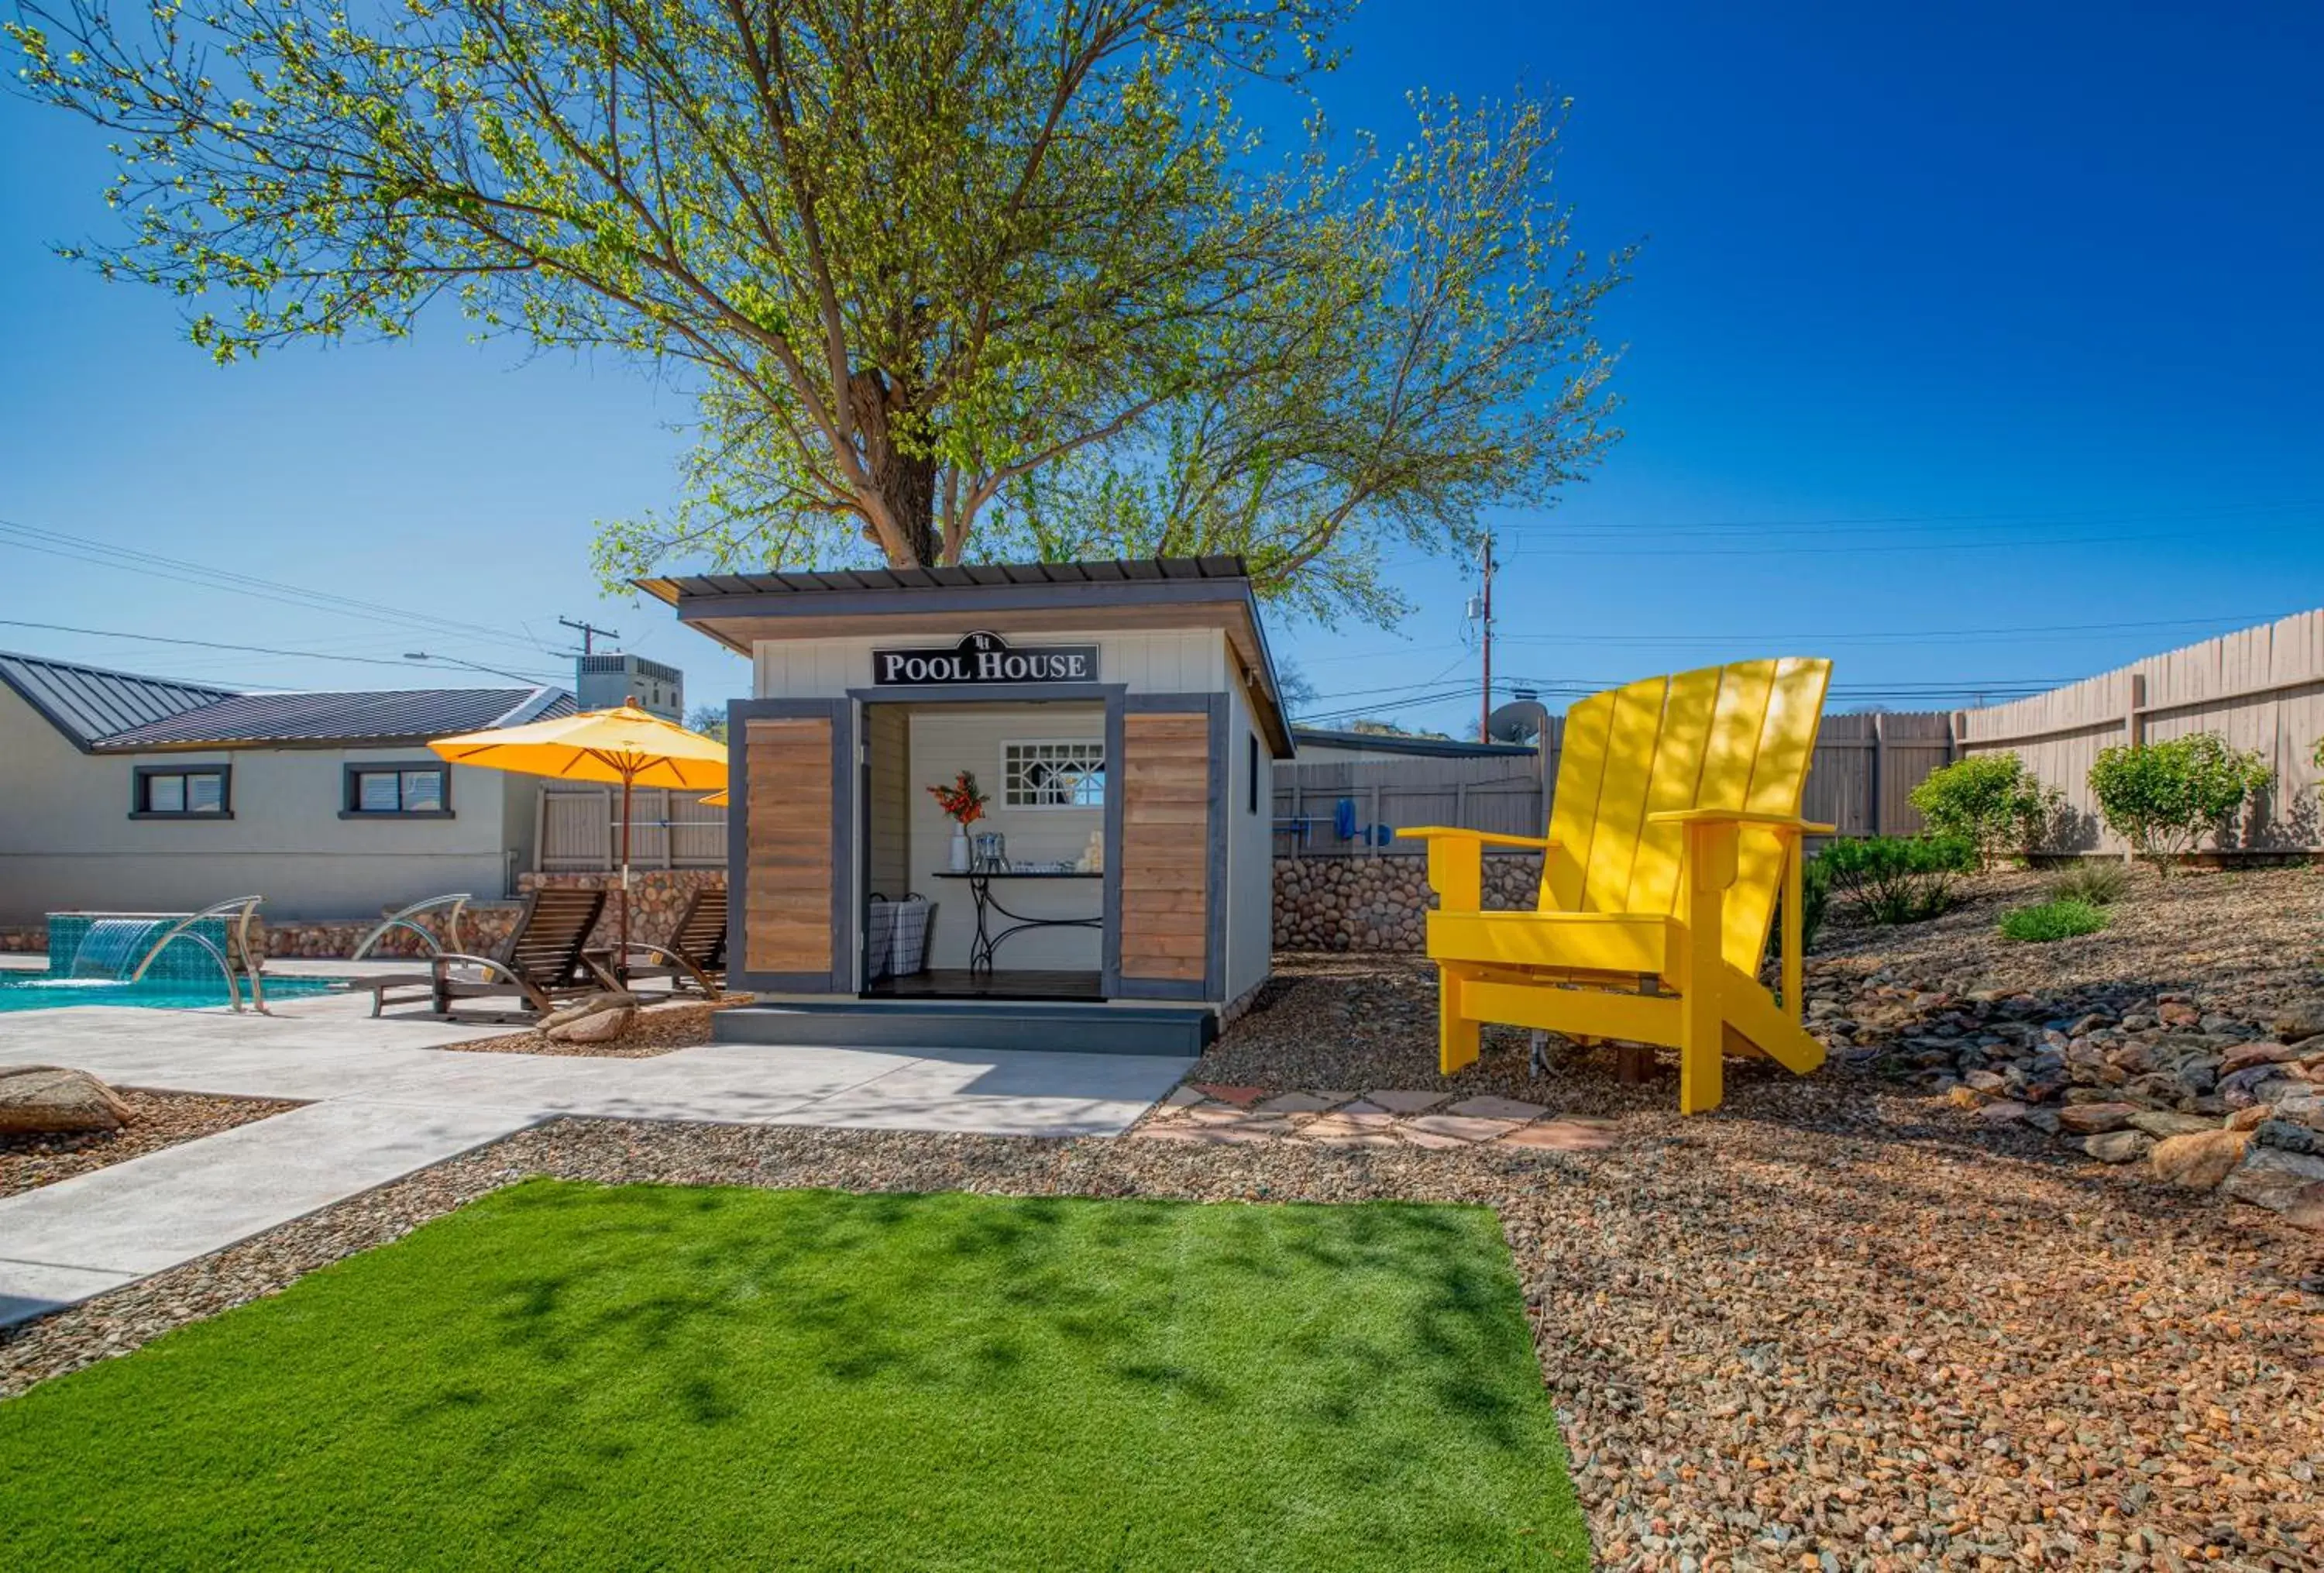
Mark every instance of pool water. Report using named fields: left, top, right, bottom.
left=0, top=974, right=352, bottom=1013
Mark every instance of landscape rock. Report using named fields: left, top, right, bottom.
left=2148, top=1128, right=2250, bottom=1191
left=0, top=1066, right=134, bottom=1134
left=539, top=993, right=643, bottom=1045
left=2273, top=1007, right=2324, bottom=1044
left=2081, top=1129, right=2152, bottom=1164
left=2056, top=1100, right=2139, bottom=1134
left=2219, top=1145, right=2324, bottom=1215
left=2252, top=1118, right=2322, bottom=1156
left=2126, top=1110, right=2218, bottom=1139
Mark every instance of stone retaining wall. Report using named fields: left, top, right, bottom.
left=1271, top=852, right=1538, bottom=952
left=14, top=860, right=1453, bottom=961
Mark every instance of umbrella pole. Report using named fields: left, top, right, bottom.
left=617, top=772, right=634, bottom=984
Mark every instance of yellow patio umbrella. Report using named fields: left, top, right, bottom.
left=430, top=703, right=728, bottom=972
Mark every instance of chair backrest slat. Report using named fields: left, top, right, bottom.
left=675, top=888, right=727, bottom=969
left=1538, top=658, right=1831, bottom=971
left=499, top=889, right=605, bottom=984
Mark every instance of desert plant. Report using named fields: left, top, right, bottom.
left=1909, top=754, right=2063, bottom=868
left=1817, top=834, right=1976, bottom=925
left=2087, top=732, right=2272, bottom=867
left=1999, top=898, right=2110, bottom=943
left=2046, top=860, right=2130, bottom=907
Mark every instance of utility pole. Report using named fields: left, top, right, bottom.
left=1478, top=531, right=1496, bottom=743
left=559, top=615, right=621, bottom=655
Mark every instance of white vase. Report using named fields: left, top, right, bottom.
left=949, top=827, right=971, bottom=872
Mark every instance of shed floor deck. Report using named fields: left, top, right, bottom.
left=865, top=969, right=1104, bottom=1002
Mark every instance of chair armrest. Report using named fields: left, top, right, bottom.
left=1645, top=809, right=1837, bottom=834
left=429, top=952, right=521, bottom=984
left=1394, top=826, right=1559, bottom=851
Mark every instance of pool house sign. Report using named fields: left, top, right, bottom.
left=871, top=630, right=1100, bottom=687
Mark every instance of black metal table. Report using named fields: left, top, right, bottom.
left=932, top=870, right=1102, bottom=976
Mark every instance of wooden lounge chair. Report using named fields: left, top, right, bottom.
left=365, top=887, right=617, bottom=1022
left=619, top=886, right=727, bottom=997
left=1398, top=658, right=1835, bottom=1114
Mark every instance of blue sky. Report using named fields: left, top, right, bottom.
left=2, top=0, right=2319, bottom=731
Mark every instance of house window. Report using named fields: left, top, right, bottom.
left=1248, top=733, right=1260, bottom=815
left=133, top=766, right=230, bottom=818
left=342, top=764, right=452, bottom=818
left=1002, top=739, right=1105, bottom=807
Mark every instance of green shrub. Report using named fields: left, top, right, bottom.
left=1999, top=898, right=2110, bottom=943
left=1817, top=834, right=1975, bottom=924
left=2046, top=860, right=2128, bottom=907
left=1909, top=754, right=2063, bottom=867
left=2087, top=732, right=2272, bottom=867
left=1775, top=853, right=1834, bottom=960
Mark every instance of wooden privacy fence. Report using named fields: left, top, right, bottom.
left=1955, top=608, right=2324, bottom=854
left=535, top=784, right=727, bottom=872
left=1271, top=713, right=1961, bottom=855
left=535, top=610, right=2323, bottom=869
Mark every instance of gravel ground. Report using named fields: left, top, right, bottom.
left=5, top=876, right=2321, bottom=1568
left=0, top=1090, right=301, bottom=1197
left=435, top=993, right=750, bottom=1058
left=1816, top=865, right=2324, bottom=1021
left=2, top=1110, right=2315, bottom=1569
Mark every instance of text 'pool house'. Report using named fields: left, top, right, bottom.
left=642, top=557, right=1296, bottom=1055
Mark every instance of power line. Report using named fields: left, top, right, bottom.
left=0, top=619, right=559, bottom=684
left=1490, top=496, right=2324, bottom=537
left=0, top=518, right=557, bottom=657
left=1494, top=611, right=2304, bottom=649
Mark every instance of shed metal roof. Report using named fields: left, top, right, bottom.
left=0, top=651, right=239, bottom=750
left=91, top=686, right=575, bottom=751
left=636, top=556, right=1250, bottom=603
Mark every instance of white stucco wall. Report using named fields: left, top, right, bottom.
left=0, top=685, right=533, bottom=924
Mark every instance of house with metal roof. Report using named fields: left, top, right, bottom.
left=0, top=651, right=576, bottom=925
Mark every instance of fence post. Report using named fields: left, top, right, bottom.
left=1870, top=713, right=1886, bottom=836
left=1368, top=782, right=1382, bottom=857
left=1290, top=773, right=1303, bottom=862
left=2121, top=672, right=2146, bottom=864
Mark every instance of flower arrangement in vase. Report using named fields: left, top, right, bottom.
left=927, top=769, right=989, bottom=872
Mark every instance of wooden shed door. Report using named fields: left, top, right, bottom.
left=1114, top=700, right=1220, bottom=997
left=730, top=700, right=853, bottom=993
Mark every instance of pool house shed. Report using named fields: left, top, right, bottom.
left=642, top=558, right=1296, bottom=1055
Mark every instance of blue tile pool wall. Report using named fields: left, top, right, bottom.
left=44, top=914, right=237, bottom=983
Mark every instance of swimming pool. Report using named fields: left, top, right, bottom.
left=0, top=974, right=352, bottom=1013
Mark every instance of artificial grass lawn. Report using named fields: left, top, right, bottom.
left=2, top=1181, right=1586, bottom=1570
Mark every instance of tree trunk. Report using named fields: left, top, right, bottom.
left=848, top=367, right=940, bottom=566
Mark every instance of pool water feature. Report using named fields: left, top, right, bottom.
left=0, top=972, right=349, bottom=1013
left=14, top=912, right=349, bottom=1012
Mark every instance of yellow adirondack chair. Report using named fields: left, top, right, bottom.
left=1398, top=658, right=1835, bottom=1113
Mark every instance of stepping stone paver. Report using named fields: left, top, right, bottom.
left=1299, top=1118, right=1400, bottom=1149
left=1500, top=1120, right=1620, bottom=1152
left=1160, top=1086, right=1207, bottom=1107
left=1403, top=1113, right=1521, bottom=1144
left=1364, top=1089, right=1450, bottom=1114
left=1446, top=1096, right=1549, bottom=1121
left=1254, top=1092, right=1339, bottom=1114
left=1191, top=1083, right=1268, bottom=1107
left=1333, top=1100, right=1394, bottom=1119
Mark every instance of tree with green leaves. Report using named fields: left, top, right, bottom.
left=9, top=0, right=1629, bottom=625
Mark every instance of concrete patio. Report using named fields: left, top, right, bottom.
left=0, top=967, right=1191, bottom=1327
